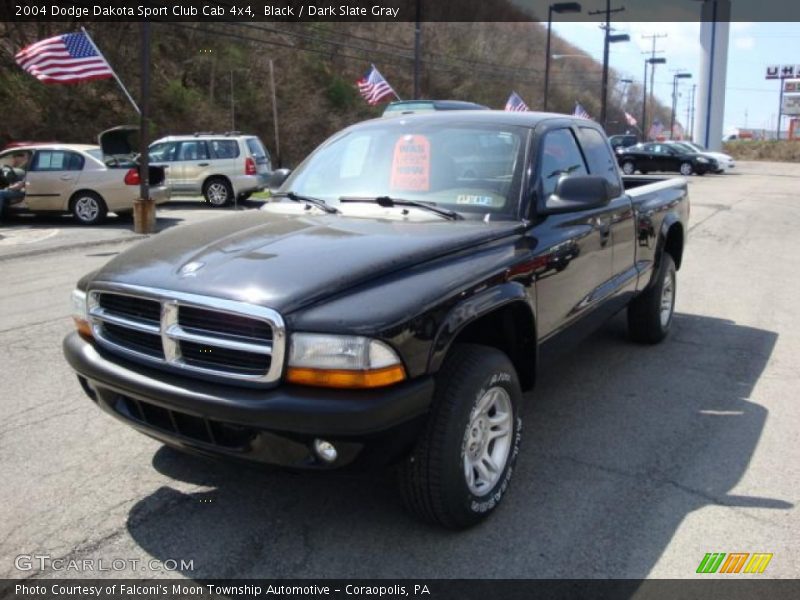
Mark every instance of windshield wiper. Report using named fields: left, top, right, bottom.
left=272, top=191, right=340, bottom=214
left=339, top=196, right=462, bottom=221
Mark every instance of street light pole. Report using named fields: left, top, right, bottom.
left=642, top=57, right=666, bottom=140
left=544, top=3, right=582, bottom=111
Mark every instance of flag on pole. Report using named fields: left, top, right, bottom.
left=648, top=118, right=664, bottom=140
left=573, top=102, right=592, bottom=120
left=504, top=91, right=529, bottom=112
left=15, top=31, right=114, bottom=84
left=356, top=64, right=398, bottom=106
left=624, top=111, right=638, bottom=126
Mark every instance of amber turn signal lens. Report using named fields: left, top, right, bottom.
left=286, top=365, right=406, bottom=389
left=73, top=317, right=93, bottom=340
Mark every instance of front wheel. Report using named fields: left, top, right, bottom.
left=628, top=253, right=676, bottom=344
left=71, top=191, right=107, bottom=225
left=679, top=161, right=694, bottom=176
left=621, top=161, right=636, bottom=175
left=398, top=344, right=523, bottom=529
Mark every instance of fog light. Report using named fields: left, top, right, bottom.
left=313, top=439, right=338, bottom=463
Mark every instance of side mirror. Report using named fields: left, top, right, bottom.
left=541, top=175, right=612, bottom=215
left=267, top=168, right=291, bottom=190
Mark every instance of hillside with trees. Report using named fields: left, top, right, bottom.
left=0, top=18, right=672, bottom=166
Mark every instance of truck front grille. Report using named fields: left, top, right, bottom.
left=87, top=286, right=285, bottom=385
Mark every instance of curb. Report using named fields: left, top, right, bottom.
left=0, top=233, right=150, bottom=262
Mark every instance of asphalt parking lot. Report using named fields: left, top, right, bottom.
left=1, top=164, right=798, bottom=579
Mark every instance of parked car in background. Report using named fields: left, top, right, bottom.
left=665, top=140, right=735, bottom=173
left=618, top=142, right=718, bottom=176
left=0, top=134, right=167, bottom=225
left=608, top=134, right=639, bottom=154
left=148, top=132, right=271, bottom=206
left=382, top=99, right=489, bottom=117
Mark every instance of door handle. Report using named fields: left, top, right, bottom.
left=60, top=175, right=73, bottom=180
left=198, top=162, right=209, bottom=167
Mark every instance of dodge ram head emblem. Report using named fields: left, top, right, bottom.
left=179, top=261, right=205, bottom=277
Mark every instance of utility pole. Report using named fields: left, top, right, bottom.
left=641, top=33, right=667, bottom=137
left=413, top=0, right=422, bottom=99
left=589, top=0, right=626, bottom=128
left=689, top=84, right=696, bottom=139
left=269, top=59, right=281, bottom=168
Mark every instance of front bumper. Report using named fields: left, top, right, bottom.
left=63, top=333, right=433, bottom=469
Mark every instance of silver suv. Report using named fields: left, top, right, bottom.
left=149, top=133, right=271, bottom=206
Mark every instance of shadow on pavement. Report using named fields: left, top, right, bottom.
left=125, top=312, right=789, bottom=578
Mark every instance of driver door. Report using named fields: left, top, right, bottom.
left=527, top=126, right=616, bottom=344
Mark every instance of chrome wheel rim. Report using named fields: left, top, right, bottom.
left=660, top=269, right=675, bottom=328
left=463, top=386, right=513, bottom=496
left=680, top=163, right=692, bottom=176
left=207, top=183, right=228, bottom=205
left=75, top=196, right=99, bottom=222
left=622, top=162, right=635, bottom=175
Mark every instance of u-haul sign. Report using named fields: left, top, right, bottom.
left=766, top=65, right=800, bottom=79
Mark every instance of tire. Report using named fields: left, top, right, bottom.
left=621, top=161, right=636, bottom=175
left=627, top=253, right=676, bottom=344
left=679, top=161, right=694, bottom=176
left=71, top=191, right=107, bottom=225
left=203, top=178, right=233, bottom=207
left=398, top=344, right=523, bottom=529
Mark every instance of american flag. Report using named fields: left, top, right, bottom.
left=504, top=91, right=529, bottom=112
left=573, top=102, right=592, bottom=120
left=356, top=64, right=397, bottom=106
left=624, top=111, right=638, bottom=126
left=648, top=118, right=664, bottom=140
left=15, top=31, right=114, bottom=84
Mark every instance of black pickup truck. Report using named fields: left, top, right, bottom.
left=64, top=112, right=689, bottom=529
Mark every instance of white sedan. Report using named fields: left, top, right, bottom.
left=667, top=141, right=735, bottom=173
left=0, top=143, right=168, bottom=225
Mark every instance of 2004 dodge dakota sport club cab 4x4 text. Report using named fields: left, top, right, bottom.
left=64, top=111, right=689, bottom=529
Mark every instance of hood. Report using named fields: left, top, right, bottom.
left=91, top=211, right=523, bottom=314
left=98, top=125, right=139, bottom=162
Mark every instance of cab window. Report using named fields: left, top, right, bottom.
left=538, top=128, right=588, bottom=198
left=577, top=127, right=621, bottom=195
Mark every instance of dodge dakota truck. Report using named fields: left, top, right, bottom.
left=64, top=112, right=689, bottom=529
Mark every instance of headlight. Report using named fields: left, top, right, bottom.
left=71, top=289, right=92, bottom=339
left=286, top=333, right=406, bottom=388
left=697, top=157, right=709, bottom=163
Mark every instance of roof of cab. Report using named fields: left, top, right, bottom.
left=362, top=109, right=593, bottom=129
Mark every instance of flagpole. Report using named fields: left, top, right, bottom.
left=81, top=27, right=140, bottom=115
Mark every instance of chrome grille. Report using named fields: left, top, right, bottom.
left=88, top=285, right=285, bottom=384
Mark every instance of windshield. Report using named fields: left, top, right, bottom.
left=280, top=120, right=528, bottom=220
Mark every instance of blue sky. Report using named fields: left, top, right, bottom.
left=551, top=21, right=800, bottom=134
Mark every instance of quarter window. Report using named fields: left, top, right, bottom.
left=209, top=140, right=240, bottom=159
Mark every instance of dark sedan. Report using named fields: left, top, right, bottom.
left=618, top=142, right=718, bottom=176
